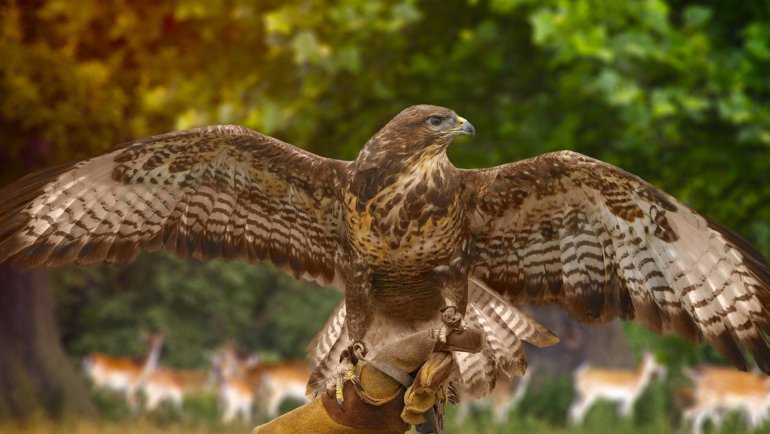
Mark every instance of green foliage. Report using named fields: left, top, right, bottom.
left=87, top=387, right=141, bottom=422
left=52, top=253, right=341, bottom=367
left=516, top=374, right=574, bottom=425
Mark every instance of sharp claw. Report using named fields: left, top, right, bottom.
left=350, top=372, right=364, bottom=392
left=342, top=361, right=364, bottom=393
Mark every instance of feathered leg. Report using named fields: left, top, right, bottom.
left=435, top=250, right=471, bottom=334
left=333, top=262, right=372, bottom=409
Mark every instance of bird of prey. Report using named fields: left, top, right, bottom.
left=2, top=104, right=770, bottom=402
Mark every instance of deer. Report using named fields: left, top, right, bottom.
left=245, top=356, right=311, bottom=419
left=683, top=366, right=770, bottom=434
left=455, top=367, right=534, bottom=424
left=81, top=332, right=164, bottom=410
left=209, top=343, right=256, bottom=423
left=568, top=351, right=665, bottom=424
left=139, top=366, right=211, bottom=411
left=209, top=343, right=311, bottom=422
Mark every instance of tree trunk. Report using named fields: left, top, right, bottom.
left=0, top=265, right=94, bottom=419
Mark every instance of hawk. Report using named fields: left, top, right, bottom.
left=2, top=105, right=770, bottom=401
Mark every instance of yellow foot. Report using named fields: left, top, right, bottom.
left=334, top=362, right=363, bottom=409
left=332, top=341, right=367, bottom=410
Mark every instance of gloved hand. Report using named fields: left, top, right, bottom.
left=252, top=327, right=482, bottom=434
left=401, top=351, right=454, bottom=431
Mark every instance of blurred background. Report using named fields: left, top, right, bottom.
left=1, top=0, right=769, bottom=433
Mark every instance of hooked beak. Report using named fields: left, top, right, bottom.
left=455, top=116, right=476, bottom=137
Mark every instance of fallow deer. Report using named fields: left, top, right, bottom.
left=81, top=332, right=164, bottom=410
left=139, top=367, right=211, bottom=411
left=683, top=366, right=770, bottom=434
left=209, top=344, right=255, bottom=423
left=210, top=343, right=311, bottom=422
left=568, top=351, right=665, bottom=424
left=245, top=357, right=311, bottom=419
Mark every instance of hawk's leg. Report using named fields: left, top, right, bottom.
left=434, top=249, right=471, bottom=339
left=332, top=264, right=373, bottom=409
left=345, top=265, right=374, bottom=346
left=333, top=342, right=366, bottom=409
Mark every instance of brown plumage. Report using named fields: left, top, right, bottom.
left=2, top=104, right=770, bottom=399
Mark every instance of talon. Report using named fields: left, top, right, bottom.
left=346, top=367, right=364, bottom=392
left=335, top=361, right=362, bottom=410
left=334, top=341, right=368, bottom=411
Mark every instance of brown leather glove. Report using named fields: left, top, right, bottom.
left=253, top=327, right=482, bottom=434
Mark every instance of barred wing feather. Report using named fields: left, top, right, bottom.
left=0, top=125, right=348, bottom=289
left=463, top=150, right=770, bottom=373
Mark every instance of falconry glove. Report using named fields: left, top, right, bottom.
left=253, top=326, right=483, bottom=434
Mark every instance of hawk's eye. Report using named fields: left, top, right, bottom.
left=427, top=116, right=443, bottom=128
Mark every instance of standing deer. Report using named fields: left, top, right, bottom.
left=568, top=351, right=665, bottom=424
left=139, top=367, right=211, bottom=411
left=209, top=343, right=310, bottom=423
left=683, top=366, right=770, bottom=434
left=455, top=367, right=534, bottom=424
left=246, top=357, right=311, bottom=419
left=82, top=332, right=165, bottom=410
left=208, top=343, right=256, bottom=423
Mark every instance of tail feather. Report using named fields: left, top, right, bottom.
left=306, top=301, right=349, bottom=397
left=469, top=276, right=559, bottom=348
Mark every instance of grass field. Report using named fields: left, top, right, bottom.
left=2, top=406, right=768, bottom=434
left=2, top=410, right=768, bottom=434
left=3, top=379, right=769, bottom=434
left=0, top=420, right=248, bottom=434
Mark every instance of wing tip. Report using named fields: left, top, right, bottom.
left=708, top=330, right=749, bottom=372
left=741, top=333, right=770, bottom=375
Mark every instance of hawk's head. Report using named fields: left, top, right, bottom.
left=359, top=105, right=475, bottom=163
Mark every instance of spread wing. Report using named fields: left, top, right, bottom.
left=0, top=125, right=349, bottom=289
left=462, top=150, right=770, bottom=373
